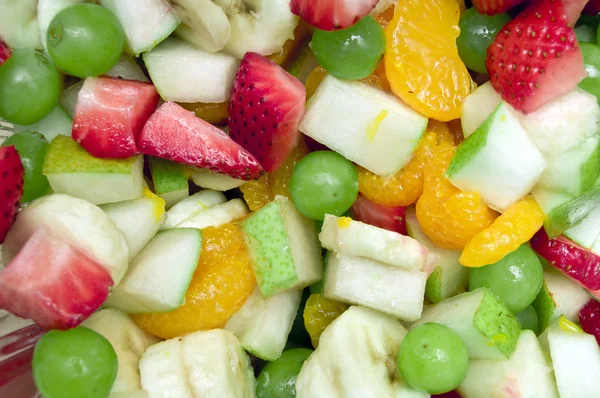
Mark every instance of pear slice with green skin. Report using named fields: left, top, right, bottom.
left=148, top=156, right=189, bottom=209
left=242, top=195, right=323, bottom=298
left=13, top=104, right=71, bottom=143
left=412, top=288, right=521, bottom=360
left=162, top=189, right=226, bottom=230
left=175, top=198, right=248, bottom=230
left=461, top=81, right=502, bottom=138
left=190, top=167, right=245, bottom=191
left=564, top=203, right=600, bottom=254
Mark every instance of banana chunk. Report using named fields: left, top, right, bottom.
left=172, top=0, right=231, bottom=53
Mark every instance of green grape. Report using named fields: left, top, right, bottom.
left=397, top=323, right=469, bottom=394
left=457, top=8, right=511, bottom=74
left=469, top=244, right=543, bottom=313
left=290, top=151, right=358, bottom=221
left=579, top=42, right=600, bottom=105
left=33, top=327, right=118, bottom=398
left=2, top=131, right=50, bottom=202
left=256, top=348, right=313, bottom=398
left=514, top=305, right=539, bottom=334
left=576, top=24, right=597, bottom=44
left=47, top=4, right=125, bottom=78
left=0, top=49, right=61, bottom=124
left=311, top=16, right=385, bottom=80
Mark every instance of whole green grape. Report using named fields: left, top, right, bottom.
left=311, top=16, right=385, bottom=80
left=0, top=49, right=61, bottom=124
left=47, top=4, right=125, bottom=78
left=579, top=42, right=600, bottom=105
left=2, top=131, right=50, bottom=202
left=33, top=327, right=118, bottom=398
left=469, top=244, right=544, bottom=313
left=397, top=323, right=469, bottom=394
left=514, top=305, right=539, bottom=334
left=457, top=8, right=511, bottom=74
left=256, top=348, right=313, bottom=398
left=290, top=151, right=358, bottom=221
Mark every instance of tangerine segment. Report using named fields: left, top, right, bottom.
left=179, top=101, right=229, bottom=125
left=357, top=132, right=436, bottom=206
left=416, top=143, right=498, bottom=250
left=132, top=224, right=255, bottom=339
left=303, top=294, right=349, bottom=348
left=385, top=0, right=474, bottom=121
left=460, top=197, right=545, bottom=267
left=427, top=119, right=454, bottom=145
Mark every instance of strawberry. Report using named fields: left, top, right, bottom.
left=72, top=77, right=159, bottom=159
left=486, top=0, right=587, bottom=113
left=228, top=53, right=306, bottom=173
left=0, top=37, right=11, bottom=65
left=138, top=102, right=263, bottom=180
left=472, top=0, right=524, bottom=15
left=290, top=0, right=379, bottom=31
left=0, top=226, right=113, bottom=330
left=0, top=146, right=24, bottom=243
left=351, top=194, right=407, bottom=235
left=579, top=299, right=600, bottom=345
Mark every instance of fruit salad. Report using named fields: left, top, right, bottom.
left=2, top=0, right=600, bottom=397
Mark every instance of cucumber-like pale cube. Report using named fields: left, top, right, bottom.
left=447, top=102, right=547, bottom=211
left=458, top=330, right=558, bottom=398
left=190, top=167, right=246, bottom=191
left=319, top=214, right=431, bottom=272
left=140, top=338, right=193, bottom=397
left=162, top=189, right=226, bottom=230
left=0, top=0, right=41, bottom=50
left=104, top=229, right=201, bottom=313
left=324, top=253, right=427, bottom=322
left=175, top=199, right=248, bottom=229
left=99, top=0, right=179, bottom=55
left=43, top=136, right=144, bottom=205
left=242, top=196, right=323, bottom=298
left=299, top=75, right=428, bottom=176
left=143, top=37, right=240, bottom=103
left=412, top=288, right=521, bottom=360
left=225, top=287, right=301, bottom=361
left=148, top=157, right=189, bottom=209
left=564, top=203, right=600, bottom=253
left=14, top=105, right=72, bottom=143
left=461, top=81, right=502, bottom=138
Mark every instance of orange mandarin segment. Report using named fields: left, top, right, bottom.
left=303, top=294, right=349, bottom=348
left=427, top=119, right=454, bottom=145
left=179, top=101, right=229, bottom=125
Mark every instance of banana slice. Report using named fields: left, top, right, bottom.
left=213, top=0, right=299, bottom=59
left=172, top=0, right=231, bottom=53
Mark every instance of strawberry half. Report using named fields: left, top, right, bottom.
left=0, top=146, right=24, bottom=243
left=0, top=37, right=11, bottom=65
left=290, top=0, right=379, bottom=31
left=579, top=299, right=600, bottom=345
left=72, top=77, right=159, bottom=159
left=351, top=194, right=407, bottom=235
left=138, top=101, right=263, bottom=180
left=486, top=0, right=587, bottom=113
left=472, top=0, right=524, bottom=15
left=228, top=53, right=306, bottom=173
left=0, top=226, right=113, bottom=330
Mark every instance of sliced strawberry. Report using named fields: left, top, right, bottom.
left=486, top=0, right=587, bottom=113
left=138, top=101, right=263, bottom=180
left=290, top=0, right=379, bottom=31
left=72, top=77, right=159, bottom=159
left=228, top=52, right=306, bottom=173
left=351, top=194, right=407, bottom=235
left=0, top=226, right=113, bottom=330
left=0, top=37, right=11, bottom=65
left=579, top=299, right=600, bottom=345
left=472, top=0, right=524, bottom=15
left=0, top=146, right=24, bottom=243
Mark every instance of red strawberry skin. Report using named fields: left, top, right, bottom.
left=486, top=0, right=587, bottom=113
left=72, top=77, right=159, bottom=159
left=351, top=194, right=407, bottom=235
left=138, top=102, right=263, bottom=180
left=290, top=0, right=379, bottom=31
left=0, top=37, right=11, bottom=65
left=579, top=299, right=600, bottom=345
left=228, top=53, right=306, bottom=173
left=0, top=146, right=24, bottom=243
left=472, top=0, right=524, bottom=15
left=0, top=226, right=113, bottom=330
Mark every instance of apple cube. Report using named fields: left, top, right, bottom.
left=461, top=81, right=502, bottom=138
left=148, top=156, right=189, bottom=209
left=175, top=199, right=248, bottom=230
left=162, top=189, right=226, bottom=230
left=564, top=203, right=600, bottom=254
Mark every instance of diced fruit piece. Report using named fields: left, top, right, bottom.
left=174, top=199, right=248, bottom=229
left=161, top=189, right=226, bottom=230
left=564, top=203, right=600, bottom=253
left=472, top=0, right=523, bottom=15
left=303, top=293, right=348, bottom=348
left=0, top=0, right=41, bottom=50
left=43, top=135, right=144, bottom=205
left=580, top=42, right=600, bottom=104
left=72, top=77, right=159, bottom=159
left=148, top=157, right=189, bottom=209
left=299, top=75, right=428, bottom=176
left=412, top=288, right=521, bottom=360
left=59, top=81, right=83, bottom=118
left=82, top=309, right=159, bottom=394
left=461, top=81, right=502, bottom=138
left=406, top=207, right=467, bottom=303
left=140, top=329, right=255, bottom=398
left=13, top=104, right=72, bottom=143
left=0, top=226, right=113, bottom=329
left=104, top=228, right=202, bottom=314
left=290, top=0, right=378, bottom=31
left=319, top=214, right=431, bottom=272
left=137, top=102, right=263, bottom=180
left=225, top=286, right=302, bottom=361
left=104, top=54, right=150, bottom=83
left=143, top=37, right=239, bottom=103
left=458, top=330, right=558, bottom=398
left=351, top=194, right=407, bottom=235
left=171, top=0, right=230, bottom=53
left=2, top=194, right=129, bottom=284
left=485, top=0, right=586, bottom=113
left=0, top=146, right=24, bottom=243
left=256, top=348, right=313, bottom=398
left=580, top=299, right=600, bottom=345
left=98, top=0, right=179, bottom=55
left=100, top=190, right=166, bottom=260
left=190, top=168, right=245, bottom=191
left=228, top=52, right=305, bottom=172
left=325, top=252, right=427, bottom=321
left=242, top=195, right=322, bottom=297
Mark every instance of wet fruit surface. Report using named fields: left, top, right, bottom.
left=179, top=101, right=229, bottom=125
left=132, top=224, right=255, bottom=339
left=303, top=294, right=348, bottom=348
